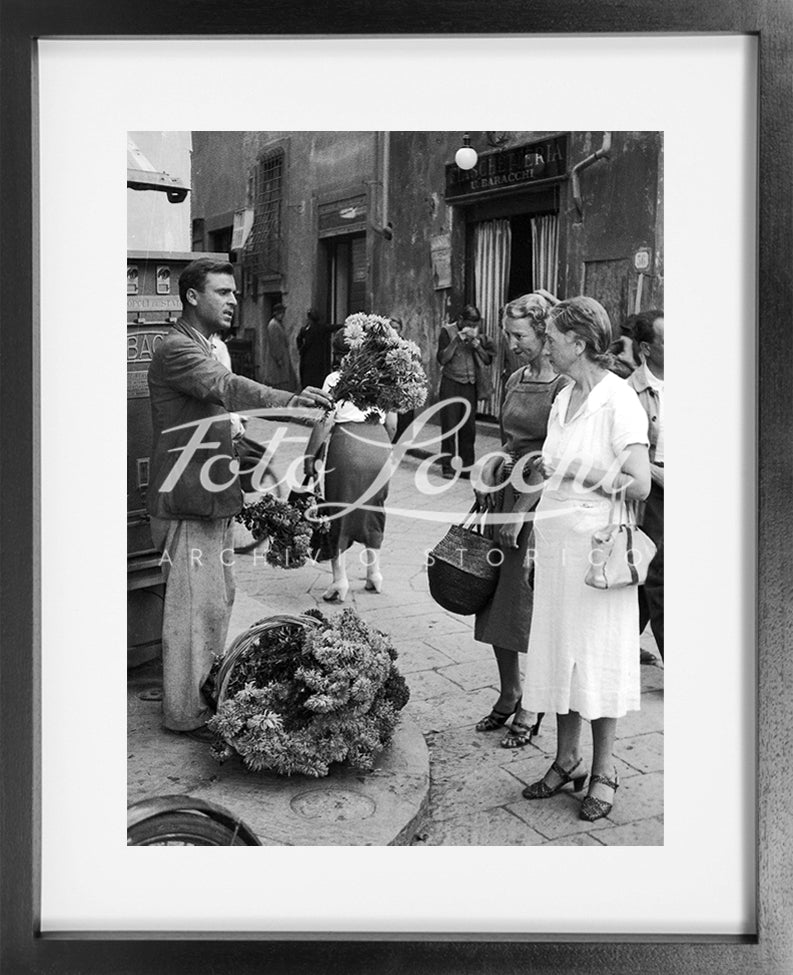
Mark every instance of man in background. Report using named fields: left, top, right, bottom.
left=628, top=309, right=665, bottom=662
left=263, top=302, right=298, bottom=392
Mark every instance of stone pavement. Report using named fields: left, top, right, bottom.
left=226, top=417, right=664, bottom=847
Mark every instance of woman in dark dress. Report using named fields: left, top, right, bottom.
left=304, top=330, right=396, bottom=602
left=473, top=292, right=567, bottom=748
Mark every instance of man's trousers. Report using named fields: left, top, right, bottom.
left=150, top=517, right=235, bottom=731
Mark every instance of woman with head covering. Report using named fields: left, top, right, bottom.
left=304, top=329, right=396, bottom=602
left=519, top=297, right=651, bottom=821
left=473, top=292, right=568, bottom=748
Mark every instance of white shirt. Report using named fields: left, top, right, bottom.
left=542, top=371, right=649, bottom=500
left=322, top=371, right=386, bottom=425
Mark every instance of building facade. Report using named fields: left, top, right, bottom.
left=190, top=130, right=663, bottom=411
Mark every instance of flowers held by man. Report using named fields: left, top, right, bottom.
left=235, top=492, right=330, bottom=569
left=330, top=312, right=428, bottom=416
left=207, top=609, right=410, bottom=777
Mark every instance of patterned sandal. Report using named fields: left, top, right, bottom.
left=579, top=771, right=619, bottom=821
left=475, top=699, right=520, bottom=733
left=522, top=757, right=588, bottom=799
left=500, top=712, right=544, bottom=749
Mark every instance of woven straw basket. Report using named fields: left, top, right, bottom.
left=214, top=614, right=322, bottom=706
left=427, top=508, right=500, bottom=616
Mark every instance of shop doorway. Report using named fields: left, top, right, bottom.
left=322, top=233, right=367, bottom=325
left=468, top=210, right=559, bottom=415
left=506, top=213, right=534, bottom=300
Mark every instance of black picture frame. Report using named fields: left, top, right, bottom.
left=2, top=1, right=791, bottom=972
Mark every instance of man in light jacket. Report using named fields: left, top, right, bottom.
left=147, top=259, right=330, bottom=737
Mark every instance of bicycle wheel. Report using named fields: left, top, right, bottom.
left=127, top=810, right=253, bottom=846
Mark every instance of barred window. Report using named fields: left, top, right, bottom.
left=248, top=149, right=283, bottom=280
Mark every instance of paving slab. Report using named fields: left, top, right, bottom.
left=613, top=731, right=665, bottom=775
left=415, top=807, right=546, bottom=846
left=593, top=816, right=666, bottom=847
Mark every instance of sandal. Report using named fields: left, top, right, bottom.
left=475, top=698, right=520, bottom=733
left=522, top=757, right=588, bottom=800
left=500, top=711, right=544, bottom=749
left=579, top=770, right=619, bottom=822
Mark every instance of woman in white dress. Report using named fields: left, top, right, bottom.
left=521, top=297, right=651, bottom=822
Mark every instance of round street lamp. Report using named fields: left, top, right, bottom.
left=454, top=134, right=478, bottom=171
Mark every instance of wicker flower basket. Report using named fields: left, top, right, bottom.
left=207, top=609, right=411, bottom=777
left=213, top=614, right=322, bottom=706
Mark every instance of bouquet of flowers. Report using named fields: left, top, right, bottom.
left=235, top=493, right=330, bottom=569
left=330, top=313, right=428, bottom=415
left=207, top=609, right=410, bottom=777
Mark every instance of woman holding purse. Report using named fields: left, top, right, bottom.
left=520, top=297, right=650, bottom=821
left=473, top=292, right=567, bottom=748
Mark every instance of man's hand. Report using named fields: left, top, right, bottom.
left=293, top=386, right=332, bottom=409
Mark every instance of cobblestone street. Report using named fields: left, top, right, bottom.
left=228, top=417, right=664, bottom=846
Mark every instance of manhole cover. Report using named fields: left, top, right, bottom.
left=290, top=790, right=376, bottom=822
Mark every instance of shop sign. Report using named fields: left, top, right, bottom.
left=445, top=136, right=567, bottom=202
left=430, top=234, right=452, bottom=289
left=127, top=295, right=182, bottom=313
left=127, top=331, right=166, bottom=363
left=318, top=194, right=368, bottom=237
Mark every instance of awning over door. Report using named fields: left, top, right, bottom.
left=127, top=137, right=189, bottom=204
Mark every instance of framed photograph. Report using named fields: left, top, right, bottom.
left=2, top=2, right=791, bottom=973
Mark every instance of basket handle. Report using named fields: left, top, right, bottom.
left=461, top=501, right=488, bottom=533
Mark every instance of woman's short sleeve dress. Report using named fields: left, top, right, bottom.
left=522, top=371, right=650, bottom=719
left=474, top=369, right=567, bottom=653
left=320, top=372, right=392, bottom=556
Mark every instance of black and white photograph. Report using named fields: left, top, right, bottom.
left=126, top=129, right=664, bottom=848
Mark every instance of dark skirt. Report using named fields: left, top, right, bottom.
left=473, top=485, right=535, bottom=653
left=322, top=421, right=391, bottom=555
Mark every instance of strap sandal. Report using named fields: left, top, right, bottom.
left=579, top=770, right=620, bottom=822
left=475, top=699, right=520, bottom=733
left=522, top=757, right=588, bottom=800
left=500, top=712, right=544, bottom=749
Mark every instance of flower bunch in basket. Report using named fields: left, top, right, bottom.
left=235, top=493, right=330, bottom=569
left=207, top=609, right=410, bottom=777
left=331, top=313, right=428, bottom=416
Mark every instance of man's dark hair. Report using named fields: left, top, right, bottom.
left=306, top=308, right=320, bottom=323
left=272, top=302, right=286, bottom=315
left=633, top=309, right=664, bottom=348
left=178, top=258, right=235, bottom=304
left=460, top=304, right=482, bottom=324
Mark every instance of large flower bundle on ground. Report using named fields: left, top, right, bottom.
left=235, top=493, right=329, bottom=569
left=331, top=313, right=428, bottom=415
left=207, top=609, right=410, bottom=777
